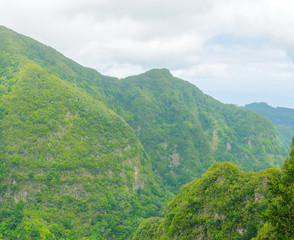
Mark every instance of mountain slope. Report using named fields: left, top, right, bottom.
left=99, top=69, right=286, bottom=192
left=244, top=102, right=294, bottom=127
left=0, top=26, right=166, bottom=239
left=100, top=69, right=215, bottom=192
left=1, top=26, right=286, bottom=196
left=134, top=162, right=281, bottom=240
left=0, top=26, right=288, bottom=238
left=244, top=102, right=294, bottom=150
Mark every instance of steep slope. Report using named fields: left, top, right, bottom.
left=134, top=162, right=281, bottom=240
left=100, top=69, right=286, bottom=192
left=244, top=102, right=294, bottom=150
left=257, top=138, right=294, bottom=240
left=0, top=26, right=166, bottom=239
left=1, top=26, right=285, bottom=196
left=0, top=26, right=288, bottom=238
left=100, top=69, right=215, bottom=192
left=0, top=25, right=104, bottom=95
left=244, top=102, right=294, bottom=127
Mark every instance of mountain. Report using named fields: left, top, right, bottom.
left=0, top=26, right=288, bottom=239
left=243, top=102, right=294, bottom=150
left=0, top=26, right=167, bottom=239
left=243, top=102, right=294, bottom=127
left=99, top=70, right=286, bottom=192
left=133, top=162, right=281, bottom=240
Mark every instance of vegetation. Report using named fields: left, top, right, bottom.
left=0, top=27, right=168, bottom=239
left=1, top=26, right=286, bottom=194
left=260, top=138, right=294, bottom=239
left=135, top=139, right=294, bottom=240
left=100, top=70, right=286, bottom=193
left=0, top=26, right=290, bottom=239
left=134, top=162, right=282, bottom=240
left=244, top=102, right=294, bottom=150
left=244, top=102, right=294, bottom=127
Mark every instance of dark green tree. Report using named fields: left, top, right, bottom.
left=265, top=137, right=294, bottom=239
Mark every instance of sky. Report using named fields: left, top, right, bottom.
left=1, top=0, right=294, bottom=108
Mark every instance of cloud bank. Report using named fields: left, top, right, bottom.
left=1, top=0, right=294, bottom=107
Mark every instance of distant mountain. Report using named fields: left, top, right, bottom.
left=243, top=102, right=294, bottom=128
left=134, top=162, right=281, bottom=240
left=244, top=102, right=294, bottom=150
left=0, top=26, right=288, bottom=239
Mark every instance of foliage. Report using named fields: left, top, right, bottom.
left=134, top=162, right=282, bottom=240
left=0, top=26, right=286, bottom=196
left=263, top=138, right=294, bottom=239
left=244, top=102, right=294, bottom=150
left=275, top=125, right=294, bottom=151
left=99, top=70, right=286, bottom=193
left=244, top=102, right=294, bottom=128
left=0, top=26, right=168, bottom=239
left=0, top=26, right=289, bottom=239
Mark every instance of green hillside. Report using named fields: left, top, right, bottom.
left=260, top=138, right=294, bottom=239
left=0, top=26, right=167, bottom=239
left=133, top=162, right=281, bottom=240
left=244, top=102, right=294, bottom=127
left=244, top=102, right=294, bottom=150
left=1, top=26, right=286, bottom=195
left=0, top=26, right=289, bottom=239
left=100, top=69, right=286, bottom=192
left=134, top=140, right=294, bottom=240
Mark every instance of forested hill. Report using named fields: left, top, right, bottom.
left=99, top=69, right=286, bottom=192
left=0, top=26, right=167, bottom=239
left=244, top=102, right=294, bottom=150
left=133, top=161, right=281, bottom=240
left=244, top=102, right=294, bottom=127
left=134, top=140, right=294, bottom=240
left=0, top=26, right=288, bottom=239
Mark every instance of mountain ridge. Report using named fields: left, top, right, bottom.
left=0, top=26, right=168, bottom=239
left=98, top=68, right=286, bottom=193
left=244, top=102, right=294, bottom=128
left=243, top=102, right=294, bottom=150
left=0, top=26, right=288, bottom=239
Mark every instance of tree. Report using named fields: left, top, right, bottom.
left=265, top=137, right=294, bottom=239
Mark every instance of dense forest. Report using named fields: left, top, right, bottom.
left=134, top=139, right=294, bottom=240
left=244, top=102, right=294, bottom=150
left=0, top=26, right=292, bottom=239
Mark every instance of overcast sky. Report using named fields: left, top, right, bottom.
left=1, top=0, right=294, bottom=108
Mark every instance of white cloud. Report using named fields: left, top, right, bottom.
left=1, top=0, right=294, bottom=107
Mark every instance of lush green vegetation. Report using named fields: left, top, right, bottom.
left=244, top=102, right=294, bottom=150
left=99, top=69, right=285, bottom=193
left=1, top=26, right=286, bottom=194
left=244, top=102, right=294, bottom=127
left=0, top=26, right=290, bottom=239
left=257, top=138, right=294, bottom=240
left=275, top=125, right=294, bottom=151
left=135, top=139, right=294, bottom=240
left=0, top=27, right=168, bottom=239
left=134, top=161, right=282, bottom=240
